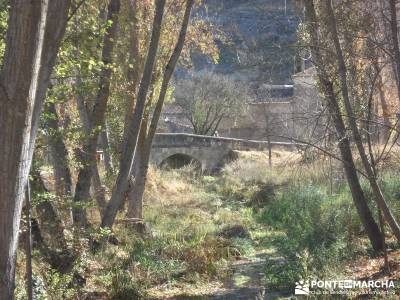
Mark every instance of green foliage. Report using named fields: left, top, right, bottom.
left=42, top=271, right=77, bottom=300
left=124, top=237, right=187, bottom=283
left=90, top=226, right=113, bottom=241
left=32, top=190, right=57, bottom=207
left=0, top=0, right=8, bottom=63
left=15, top=272, right=47, bottom=300
left=110, top=270, right=145, bottom=300
left=260, top=185, right=360, bottom=290
left=228, top=237, right=255, bottom=257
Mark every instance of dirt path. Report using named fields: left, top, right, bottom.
left=208, top=255, right=266, bottom=300
left=163, top=225, right=292, bottom=300
left=206, top=251, right=290, bottom=300
left=168, top=249, right=289, bottom=300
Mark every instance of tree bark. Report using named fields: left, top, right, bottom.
left=303, top=0, right=384, bottom=251
left=75, top=88, right=107, bottom=214
left=0, top=1, right=70, bottom=298
left=72, top=0, right=120, bottom=227
left=122, top=0, right=143, bottom=144
left=91, top=163, right=108, bottom=214
left=44, top=101, right=73, bottom=198
left=101, top=123, right=114, bottom=174
left=126, top=117, right=147, bottom=219
left=24, top=182, right=33, bottom=300
left=101, top=0, right=167, bottom=229
left=373, top=64, right=392, bottom=143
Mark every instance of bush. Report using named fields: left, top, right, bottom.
left=42, top=270, right=77, bottom=300
left=124, top=237, right=186, bottom=285
left=260, top=185, right=357, bottom=290
left=110, top=270, right=145, bottom=300
left=248, top=181, right=276, bottom=209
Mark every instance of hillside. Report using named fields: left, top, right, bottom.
left=190, top=0, right=299, bottom=86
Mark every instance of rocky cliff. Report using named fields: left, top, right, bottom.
left=191, top=0, right=299, bottom=87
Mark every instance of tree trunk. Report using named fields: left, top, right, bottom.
left=263, top=106, right=273, bottom=167
left=125, top=0, right=195, bottom=227
left=389, top=0, right=400, bottom=101
left=75, top=86, right=107, bottom=214
left=324, top=0, right=400, bottom=242
left=126, top=174, right=146, bottom=220
left=324, top=80, right=384, bottom=251
left=101, top=123, right=114, bottom=174
left=125, top=144, right=151, bottom=235
left=24, top=182, right=33, bottom=300
left=126, top=117, right=147, bottom=219
left=72, top=0, right=120, bottom=227
left=0, top=1, right=70, bottom=298
left=373, top=65, right=392, bottom=143
left=122, top=0, right=143, bottom=145
left=91, top=164, right=108, bottom=214
left=44, top=101, right=73, bottom=198
left=101, top=0, right=166, bottom=229
left=303, top=0, right=384, bottom=251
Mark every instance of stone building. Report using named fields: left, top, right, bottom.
left=161, top=67, right=324, bottom=143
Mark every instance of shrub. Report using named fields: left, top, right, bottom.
left=260, top=185, right=356, bottom=289
left=110, top=270, right=146, bottom=300
left=42, top=270, right=77, bottom=300
left=248, top=181, right=276, bottom=209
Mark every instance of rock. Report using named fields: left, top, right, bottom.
left=83, top=291, right=109, bottom=300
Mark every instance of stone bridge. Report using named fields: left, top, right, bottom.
left=150, top=133, right=301, bottom=172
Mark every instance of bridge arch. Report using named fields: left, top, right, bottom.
left=150, top=147, right=206, bottom=171
left=150, top=146, right=231, bottom=172
left=160, top=153, right=201, bottom=170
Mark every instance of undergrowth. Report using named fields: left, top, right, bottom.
left=14, top=150, right=400, bottom=299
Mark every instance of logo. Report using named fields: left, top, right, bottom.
left=295, top=280, right=310, bottom=295
left=294, top=279, right=396, bottom=296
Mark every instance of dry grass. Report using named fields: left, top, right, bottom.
left=20, top=146, right=400, bottom=299
left=346, top=249, right=400, bottom=281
